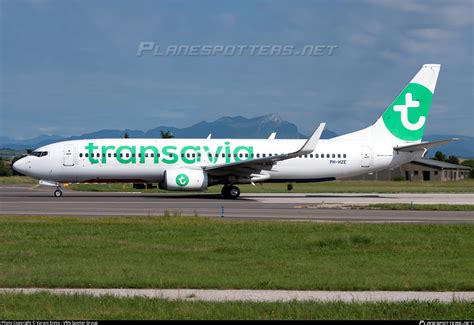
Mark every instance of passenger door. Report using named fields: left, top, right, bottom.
left=63, top=144, right=75, bottom=166
left=361, top=146, right=373, bottom=168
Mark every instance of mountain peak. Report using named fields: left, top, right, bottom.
left=261, top=113, right=283, bottom=123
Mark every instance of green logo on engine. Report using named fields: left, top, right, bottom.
left=382, top=83, right=433, bottom=141
left=176, top=174, right=189, bottom=187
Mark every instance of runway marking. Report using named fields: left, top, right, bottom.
left=1, top=288, right=473, bottom=303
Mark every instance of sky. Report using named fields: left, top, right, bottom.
left=1, top=0, right=473, bottom=139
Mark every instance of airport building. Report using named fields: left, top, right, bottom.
left=349, top=158, right=471, bottom=181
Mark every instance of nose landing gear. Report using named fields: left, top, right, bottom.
left=221, top=185, right=240, bottom=199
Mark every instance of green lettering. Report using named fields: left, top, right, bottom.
left=181, top=146, right=200, bottom=164
left=139, top=146, right=159, bottom=164
left=162, top=146, right=178, bottom=164
left=116, top=145, right=136, bottom=164
left=207, top=146, right=222, bottom=164
left=86, top=142, right=99, bottom=164
left=101, top=145, right=116, bottom=164
left=225, top=141, right=231, bottom=163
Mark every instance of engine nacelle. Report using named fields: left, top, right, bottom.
left=161, top=168, right=208, bottom=191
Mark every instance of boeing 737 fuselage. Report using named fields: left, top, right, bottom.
left=13, top=64, right=455, bottom=198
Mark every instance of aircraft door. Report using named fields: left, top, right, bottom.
left=361, top=146, right=373, bottom=168
left=63, top=144, right=75, bottom=166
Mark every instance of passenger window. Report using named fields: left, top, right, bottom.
left=257, top=154, right=260, bottom=158
left=343, top=154, right=347, bottom=158
left=245, top=153, right=249, bottom=158
left=113, top=153, right=117, bottom=157
left=222, top=153, right=225, bottom=158
left=332, top=154, right=335, bottom=158
left=310, top=154, right=313, bottom=158
left=85, top=153, right=89, bottom=158
left=125, top=153, right=129, bottom=158
left=262, top=154, right=266, bottom=158
left=145, top=153, right=149, bottom=158
left=79, top=153, right=83, bottom=158
left=338, top=154, right=341, bottom=158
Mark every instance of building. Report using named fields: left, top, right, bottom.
left=349, top=158, right=471, bottom=181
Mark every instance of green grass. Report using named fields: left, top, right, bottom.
left=0, top=216, right=473, bottom=291
left=367, top=204, right=474, bottom=211
left=0, top=176, right=37, bottom=184
left=69, top=179, right=474, bottom=193
left=0, top=292, right=472, bottom=320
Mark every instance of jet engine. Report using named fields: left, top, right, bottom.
left=160, top=168, right=208, bottom=191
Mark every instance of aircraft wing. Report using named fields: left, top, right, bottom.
left=203, top=123, right=325, bottom=177
left=394, top=138, right=459, bottom=152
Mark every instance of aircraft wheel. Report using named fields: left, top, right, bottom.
left=54, top=189, right=63, bottom=198
left=228, top=186, right=240, bottom=199
left=221, top=185, right=230, bottom=197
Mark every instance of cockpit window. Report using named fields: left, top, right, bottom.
left=29, top=151, right=48, bottom=157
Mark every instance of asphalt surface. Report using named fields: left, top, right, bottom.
left=1, top=288, right=473, bottom=303
left=1, top=185, right=473, bottom=223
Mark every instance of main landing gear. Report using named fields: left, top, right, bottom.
left=221, top=185, right=240, bottom=199
left=53, top=187, right=63, bottom=197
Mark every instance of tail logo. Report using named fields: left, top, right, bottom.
left=382, top=83, right=432, bottom=141
left=393, top=93, right=426, bottom=131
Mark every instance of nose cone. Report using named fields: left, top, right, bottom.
left=12, top=157, right=27, bottom=175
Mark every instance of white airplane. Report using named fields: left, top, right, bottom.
left=13, top=64, right=456, bottom=199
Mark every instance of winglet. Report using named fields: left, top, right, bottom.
left=291, top=122, right=325, bottom=156
left=268, top=132, right=277, bottom=140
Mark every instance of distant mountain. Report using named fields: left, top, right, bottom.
left=0, top=114, right=338, bottom=150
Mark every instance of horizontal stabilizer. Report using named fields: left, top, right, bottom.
left=394, top=138, right=459, bottom=152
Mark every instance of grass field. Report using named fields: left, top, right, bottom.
left=0, top=292, right=472, bottom=320
left=0, top=176, right=37, bottom=184
left=69, top=179, right=474, bottom=193
left=0, top=216, right=472, bottom=291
